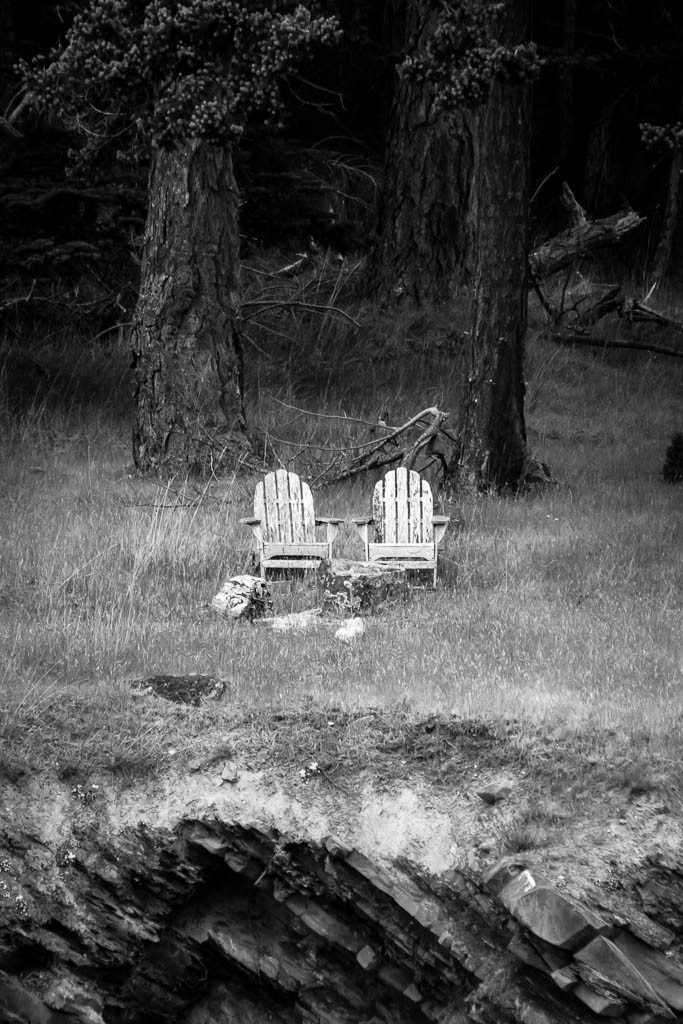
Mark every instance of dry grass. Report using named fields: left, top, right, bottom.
left=0, top=276, right=681, bottom=783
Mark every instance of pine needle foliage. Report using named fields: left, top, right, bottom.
left=19, top=1, right=340, bottom=164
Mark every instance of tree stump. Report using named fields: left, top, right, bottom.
left=211, top=575, right=272, bottom=620
left=320, top=560, right=407, bottom=616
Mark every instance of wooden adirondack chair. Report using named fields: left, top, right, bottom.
left=241, top=470, right=342, bottom=579
left=351, top=467, right=449, bottom=587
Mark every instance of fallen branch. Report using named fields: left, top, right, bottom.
left=268, top=397, right=396, bottom=430
left=529, top=184, right=645, bottom=280
left=239, top=299, right=360, bottom=327
left=549, top=330, right=683, bottom=359
left=622, top=299, right=683, bottom=337
left=331, top=407, right=450, bottom=482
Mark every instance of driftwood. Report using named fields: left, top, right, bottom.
left=529, top=183, right=645, bottom=280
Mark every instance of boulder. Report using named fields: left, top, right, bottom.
left=496, top=870, right=610, bottom=950
left=476, top=778, right=515, bottom=805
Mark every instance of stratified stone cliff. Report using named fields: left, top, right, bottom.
left=2, top=813, right=683, bottom=1023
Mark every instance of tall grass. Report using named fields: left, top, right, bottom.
left=0, top=278, right=681, bottom=780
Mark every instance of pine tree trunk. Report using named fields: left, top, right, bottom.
left=132, top=140, right=250, bottom=476
left=451, top=0, right=532, bottom=492
left=651, top=99, right=683, bottom=286
left=370, top=0, right=478, bottom=306
left=0, top=0, right=14, bottom=88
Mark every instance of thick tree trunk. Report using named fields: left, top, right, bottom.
left=451, top=0, right=532, bottom=492
left=650, top=101, right=683, bottom=287
left=0, top=0, right=14, bottom=95
left=370, top=0, right=477, bottom=306
left=132, top=140, right=250, bottom=476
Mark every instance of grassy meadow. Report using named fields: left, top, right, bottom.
left=0, top=271, right=681, bottom=782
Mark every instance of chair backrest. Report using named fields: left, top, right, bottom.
left=372, top=467, right=433, bottom=544
left=254, top=470, right=316, bottom=543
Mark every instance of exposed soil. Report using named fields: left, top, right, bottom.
left=5, top=700, right=682, bottom=895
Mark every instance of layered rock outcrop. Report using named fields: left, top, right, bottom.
left=2, top=815, right=683, bottom=1023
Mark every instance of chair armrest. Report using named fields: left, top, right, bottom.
left=432, top=515, right=449, bottom=546
left=240, top=517, right=262, bottom=547
left=350, top=516, right=372, bottom=559
left=315, top=518, right=342, bottom=558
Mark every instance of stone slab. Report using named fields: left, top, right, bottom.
left=614, top=931, right=683, bottom=1011
left=500, top=874, right=610, bottom=951
left=575, top=936, right=672, bottom=1014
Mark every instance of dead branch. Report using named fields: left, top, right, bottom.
left=549, top=330, right=683, bottom=359
left=529, top=184, right=645, bottom=280
left=239, top=299, right=360, bottom=327
left=269, top=397, right=396, bottom=430
left=560, top=181, right=588, bottom=228
left=330, top=407, right=450, bottom=482
left=622, top=299, right=683, bottom=336
left=0, top=280, right=36, bottom=312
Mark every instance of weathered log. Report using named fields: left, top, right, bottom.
left=320, top=559, right=408, bottom=616
left=529, top=184, right=645, bottom=280
left=211, top=575, right=272, bottom=620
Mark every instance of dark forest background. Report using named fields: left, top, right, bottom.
left=2, top=0, right=683, bottom=318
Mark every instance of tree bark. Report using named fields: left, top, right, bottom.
left=451, top=0, right=532, bottom=492
left=0, top=0, right=14, bottom=100
left=132, top=140, right=250, bottom=476
left=650, top=100, right=683, bottom=287
left=369, top=0, right=478, bottom=306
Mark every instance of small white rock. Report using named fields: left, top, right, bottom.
left=334, top=617, right=365, bottom=643
left=220, top=762, right=239, bottom=784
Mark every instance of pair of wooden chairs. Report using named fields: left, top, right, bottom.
left=241, top=467, right=449, bottom=586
